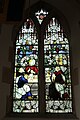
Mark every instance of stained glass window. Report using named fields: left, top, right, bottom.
left=35, top=9, right=48, bottom=24
left=13, top=19, right=39, bottom=113
left=44, top=18, right=72, bottom=113
left=13, top=9, right=72, bottom=114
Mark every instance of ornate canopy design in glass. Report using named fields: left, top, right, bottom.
left=13, top=9, right=72, bottom=113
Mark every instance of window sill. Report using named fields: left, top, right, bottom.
left=4, top=112, right=79, bottom=120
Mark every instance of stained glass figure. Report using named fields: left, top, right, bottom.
left=13, top=19, right=39, bottom=113
left=44, top=18, right=72, bottom=113
left=35, top=9, right=48, bottom=24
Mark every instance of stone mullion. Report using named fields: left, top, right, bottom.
left=38, top=27, right=45, bottom=114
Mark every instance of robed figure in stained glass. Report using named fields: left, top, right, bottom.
left=49, top=66, right=69, bottom=100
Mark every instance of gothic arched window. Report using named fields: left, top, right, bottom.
left=13, top=8, right=72, bottom=114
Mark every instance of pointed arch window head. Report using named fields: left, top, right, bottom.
left=35, top=9, right=48, bottom=24
left=13, top=11, right=72, bottom=114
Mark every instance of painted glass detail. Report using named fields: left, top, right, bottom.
left=35, top=9, right=48, bottom=24
left=13, top=19, right=39, bottom=113
left=44, top=18, right=72, bottom=113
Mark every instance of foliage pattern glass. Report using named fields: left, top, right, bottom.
left=44, top=18, right=72, bottom=113
left=13, top=19, right=39, bottom=113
